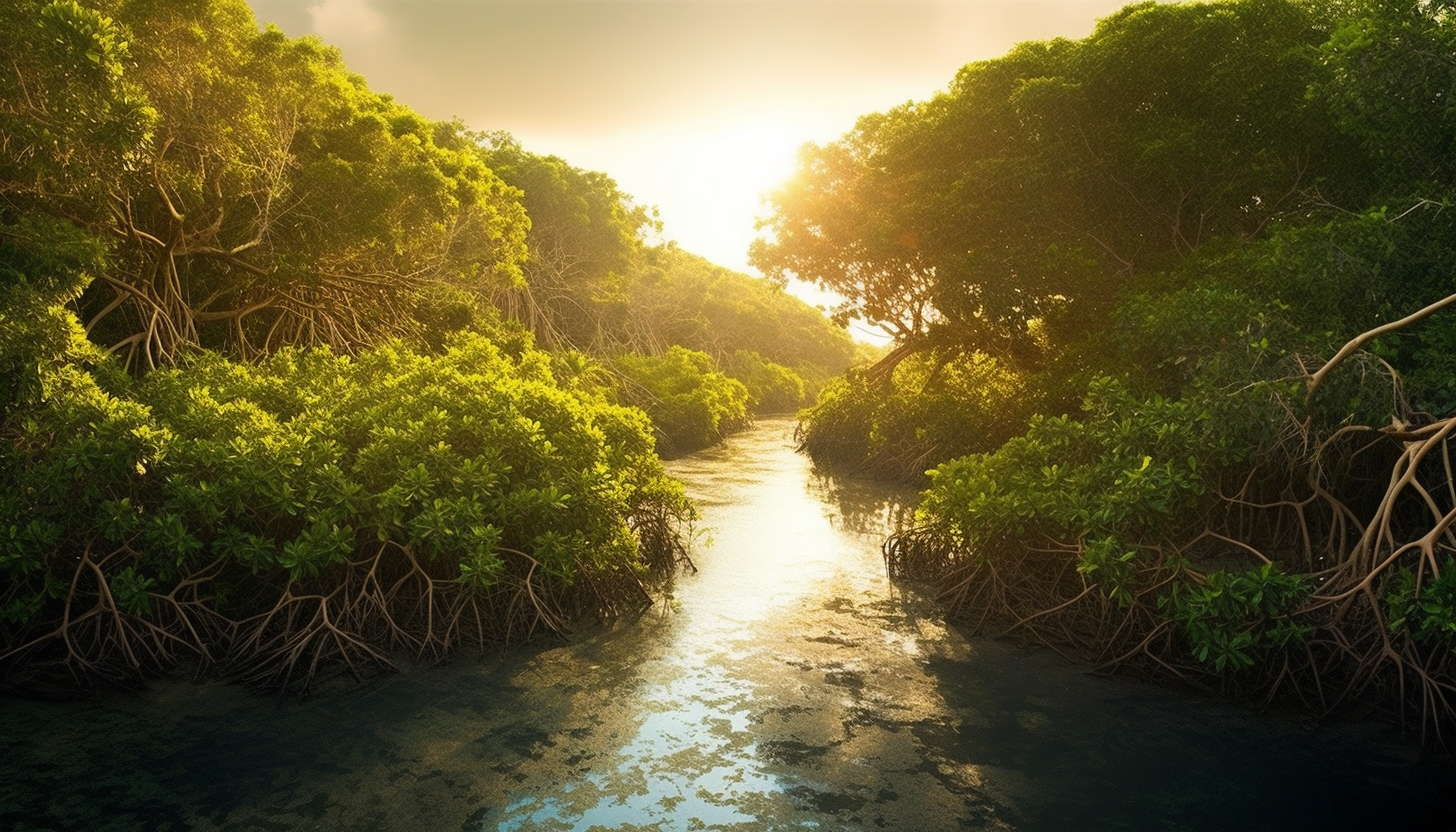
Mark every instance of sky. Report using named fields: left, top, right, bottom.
left=243, top=0, right=1143, bottom=338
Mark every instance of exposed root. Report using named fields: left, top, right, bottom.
left=1, top=516, right=693, bottom=697
left=887, top=398, right=1456, bottom=743
left=882, top=296, right=1456, bottom=740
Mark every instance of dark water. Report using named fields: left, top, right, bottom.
left=2, top=418, right=1453, bottom=831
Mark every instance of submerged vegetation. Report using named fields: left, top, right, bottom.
left=0, top=0, right=848, bottom=694
left=758, top=0, right=1456, bottom=738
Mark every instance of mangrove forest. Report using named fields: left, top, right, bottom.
left=6, top=0, right=1456, bottom=759
left=758, top=0, right=1456, bottom=740
left=0, top=0, right=852, bottom=695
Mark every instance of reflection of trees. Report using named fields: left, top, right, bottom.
left=806, top=470, right=918, bottom=539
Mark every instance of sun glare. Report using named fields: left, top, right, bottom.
left=523, top=117, right=898, bottom=342
left=645, top=119, right=803, bottom=272
left=647, top=121, right=896, bottom=344
left=527, top=118, right=803, bottom=275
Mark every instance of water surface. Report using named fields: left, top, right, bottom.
left=1, top=419, right=1452, bottom=830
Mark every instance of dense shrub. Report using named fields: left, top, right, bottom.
left=917, top=377, right=1274, bottom=559
left=722, top=350, right=805, bottom=414
left=610, top=346, right=751, bottom=457
left=0, top=320, right=690, bottom=692
left=796, top=350, right=1035, bottom=480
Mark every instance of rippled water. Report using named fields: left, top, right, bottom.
left=2, top=418, right=1453, bottom=830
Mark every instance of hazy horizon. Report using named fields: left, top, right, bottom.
left=243, top=1, right=1146, bottom=340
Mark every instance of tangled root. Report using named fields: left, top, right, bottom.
left=1, top=526, right=690, bottom=697
left=888, top=295, right=1456, bottom=743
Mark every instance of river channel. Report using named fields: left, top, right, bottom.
left=2, top=418, right=1454, bottom=830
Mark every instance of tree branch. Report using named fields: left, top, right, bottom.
left=1306, top=289, right=1456, bottom=410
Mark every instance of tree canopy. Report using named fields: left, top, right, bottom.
left=754, top=0, right=1349, bottom=362
left=0, top=0, right=855, bottom=692
left=773, top=0, right=1456, bottom=736
left=2, top=0, right=531, bottom=370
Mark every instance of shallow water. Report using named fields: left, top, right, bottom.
left=2, top=418, right=1453, bottom=831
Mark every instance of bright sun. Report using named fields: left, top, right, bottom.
left=531, top=118, right=805, bottom=276
left=525, top=117, right=893, bottom=342
left=640, top=119, right=803, bottom=271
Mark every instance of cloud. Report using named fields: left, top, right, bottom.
left=307, top=0, right=386, bottom=43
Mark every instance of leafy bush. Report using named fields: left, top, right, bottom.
left=722, top=350, right=805, bottom=414
left=917, top=405, right=1187, bottom=552
left=1161, top=563, right=1312, bottom=673
left=796, top=350, right=1034, bottom=480
left=917, top=377, right=1281, bottom=594
left=0, top=216, right=110, bottom=415
left=1386, top=557, right=1456, bottom=650
left=138, top=335, right=673, bottom=582
left=1111, top=282, right=1296, bottom=397
left=0, top=327, right=690, bottom=691
left=610, top=346, right=750, bottom=457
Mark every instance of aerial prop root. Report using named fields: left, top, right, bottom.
left=0, top=543, right=206, bottom=691
left=2, top=506, right=702, bottom=694
left=876, top=292, right=1456, bottom=737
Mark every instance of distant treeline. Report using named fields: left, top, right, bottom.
left=0, top=0, right=850, bottom=693
left=756, top=0, right=1456, bottom=738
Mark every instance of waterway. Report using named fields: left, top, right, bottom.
left=1, top=418, right=1453, bottom=830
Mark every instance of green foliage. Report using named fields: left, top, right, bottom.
left=797, top=350, right=1037, bottom=480
left=1404, top=315, right=1456, bottom=416
left=474, top=141, right=852, bottom=387
left=0, top=327, right=687, bottom=652
left=611, top=346, right=751, bottom=457
left=1386, top=557, right=1456, bottom=650
left=1076, top=536, right=1139, bottom=607
left=619, top=246, right=854, bottom=377
left=1110, top=282, right=1294, bottom=396
left=750, top=104, right=940, bottom=342
left=108, top=566, right=155, bottom=618
left=1, top=0, right=851, bottom=481
left=1161, top=563, right=1312, bottom=673
left=1308, top=0, right=1456, bottom=196
left=755, top=0, right=1336, bottom=356
left=0, top=215, right=110, bottom=414
left=479, top=133, right=656, bottom=350
left=721, top=350, right=805, bottom=414
left=2, top=0, right=531, bottom=367
left=756, top=0, right=1456, bottom=400
left=918, top=377, right=1273, bottom=550
left=792, top=373, right=877, bottom=469
left=0, top=327, right=161, bottom=628
left=138, top=334, right=673, bottom=580
left=0, top=0, right=157, bottom=212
